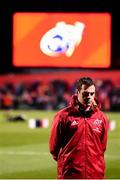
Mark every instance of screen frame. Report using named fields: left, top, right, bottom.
left=12, top=12, right=111, bottom=69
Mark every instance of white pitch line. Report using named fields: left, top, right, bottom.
left=0, top=151, right=120, bottom=160
left=105, top=154, right=120, bottom=160
left=0, top=151, right=49, bottom=156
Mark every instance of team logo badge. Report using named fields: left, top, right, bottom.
left=93, top=119, right=102, bottom=125
left=93, top=119, right=102, bottom=133
left=40, top=21, right=85, bottom=57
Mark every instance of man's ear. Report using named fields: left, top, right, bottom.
left=75, top=89, right=79, bottom=94
left=75, top=89, right=80, bottom=95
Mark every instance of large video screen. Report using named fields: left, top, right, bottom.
left=13, top=12, right=111, bottom=68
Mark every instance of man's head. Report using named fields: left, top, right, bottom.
left=76, top=77, right=96, bottom=108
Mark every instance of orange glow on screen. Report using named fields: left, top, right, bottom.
left=13, top=12, right=111, bottom=68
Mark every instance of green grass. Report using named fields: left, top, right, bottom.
left=0, top=110, right=120, bottom=179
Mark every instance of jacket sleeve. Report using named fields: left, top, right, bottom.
left=101, top=113, right=109, bottom=152
left=49, top=112, right=63, bottom=161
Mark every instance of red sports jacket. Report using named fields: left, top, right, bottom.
left=49, top=95, right=109, bottom=179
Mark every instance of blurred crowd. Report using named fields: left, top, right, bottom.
left=0, top=78, right=120, bottom=111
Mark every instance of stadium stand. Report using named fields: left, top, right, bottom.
left=0, top=70, right=120, bottom=111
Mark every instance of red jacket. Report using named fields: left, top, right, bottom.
left=49, top=95, right=109, bottom=179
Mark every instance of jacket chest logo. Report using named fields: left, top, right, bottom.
left=93, top=119, right=102, bottom=133
left=71, top=120, right=78, bottom=126
left=93, top=119, right=102, bottom=125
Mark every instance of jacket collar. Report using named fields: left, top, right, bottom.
left=69, top=94, right=100, bottom=117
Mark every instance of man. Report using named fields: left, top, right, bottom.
left=49, top=77, right=109, bottom=179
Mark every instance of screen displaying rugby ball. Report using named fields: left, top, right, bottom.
left=12, top=12, right=111, bottom=68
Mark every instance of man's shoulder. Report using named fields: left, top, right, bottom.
left=55, top=106, right=71, bottom=117
left=97, top=109, right=108, bottom=121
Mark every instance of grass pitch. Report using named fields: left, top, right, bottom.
left=0, top=110, right=120, bottom=179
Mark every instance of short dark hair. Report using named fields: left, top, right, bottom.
left=76, top=77, right=95, bottom=91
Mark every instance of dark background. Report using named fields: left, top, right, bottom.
left=0, top=0, right=119, bottom=74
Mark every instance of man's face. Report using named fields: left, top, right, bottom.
left=77, top=84, right=95, bottom=107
